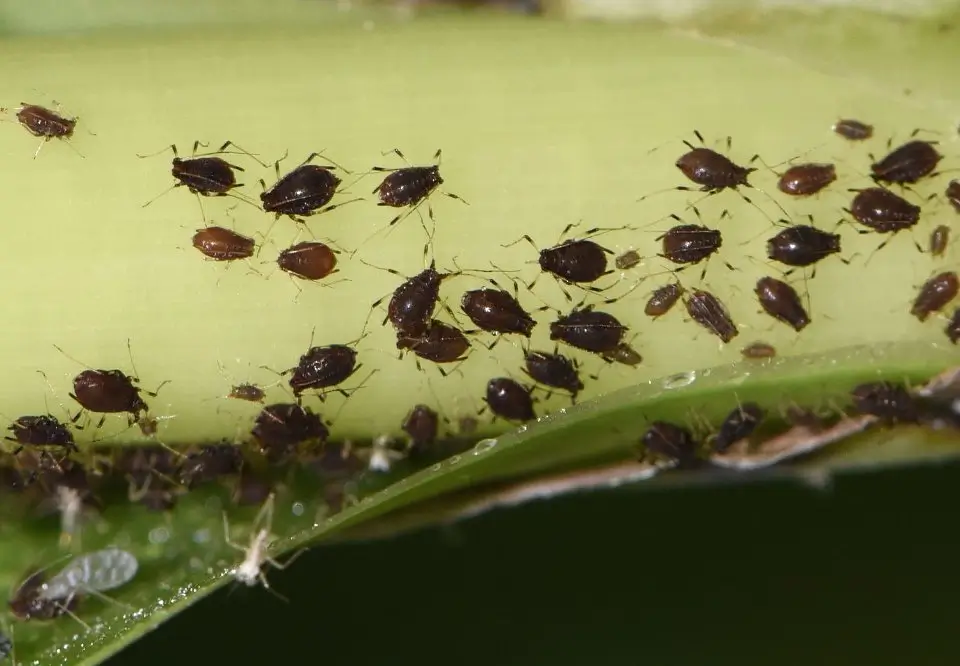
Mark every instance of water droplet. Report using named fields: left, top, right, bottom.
left=472, top=438, right=498, bottom=455
left=662, top=370, right=696, bottom=389
left=291, top=502, right=304, bottom=516
left=431, top=463, right=442, bottom=472
left=449, top=455, right=461, bottom=465
left=149, top=526, right=170, bottom=544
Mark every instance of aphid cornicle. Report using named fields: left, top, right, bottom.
left=192, top=226, right=256, bottom=261
left=484, top=378, right=536, bottom=422
left=396, top=320, right=471, bottom=365
left=766, top=225, right=842, bottom=268
left=523, top=349, right=584, bottom=399
left=846, top=187, right=920, bottom=232
left=870, top=139, right=942, bottom=185
left=684, top=289, right=738, bottom=343
left=260, top=152, right=345, bottom=221
left=910, top=271, right=959, bottom=322
left=287, top=344, right=360, bottom=398
left=832, top=118, right=873, bottom=141
left=251, top=403, right=328, bottom=461
left=460, top=286, right=536, bottom=338
left=276, top=241, right=338, bottom=281
left=777, top=163, right=837, bottom=196
left=644, top=283, right=685, bottom=318
left=850, top=381, right=920, bottom=424
left=712, top=403, right=766, bottom=453
left=549, top=308, right=627, bottom=354
left=754, top=277, right=810, bottom=332
left=641, top=421, right=698, bottom=467
left=5, top=415, right=77, bottom=456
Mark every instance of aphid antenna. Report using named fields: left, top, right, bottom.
left=186, top=140, right=268, bottom=168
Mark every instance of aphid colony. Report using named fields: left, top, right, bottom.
left=3, top=104, right=960, bottom=656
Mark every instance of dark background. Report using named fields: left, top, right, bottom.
left=116, top=462, right=960, bottom=666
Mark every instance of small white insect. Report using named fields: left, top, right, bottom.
left=223, top=493, right=301, bottom=595
left=38, top=547, right=138, bottom=603
left=55, top=486, right=84, bottom=549
left=365, top=435, right=406, bottom=473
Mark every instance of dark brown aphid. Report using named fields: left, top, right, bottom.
left=603, top=342, right=643, bottom=367
left=371, top=148, right=465, bottom=229
left=712, top=403, right=765, bottom=453
left=755, top=277, right=810, bottom=332
left=5, top=415, right=77, bottom=456
left=192, top=226, right=256, bottom=261
left=741, top=341, right=776, bottom=359
left=251, top=403, right=328, bottom=461
left=460, top=285, right=536, bottom=338
left=766, top=225, right=842, bottom=268
left=641, top=421, right=698, bottom=468
left=644, top=282, right=685, bottom=318
left=396, top=320, right=471, bottom=365
left=277, top=241, right=338, bottom=281
left=683, top=289, right=738, bottom=343
left=910, top=271, right=959, bottom=322
left=658, top=224, right=722, bottom=265
left=523, top=349, right=584, bottom=399
left=402, top=404, right=439, bottom=458
left=929, top=225, right=950, bottom=257
left=850, top=381, right=919, bottom=424
left=228, top=383, right=266, bottom=403
left=871, top=139, right=942, bottom=185
left=537, top=238, right=611, bottom=285
left=945, top=308, right=960, bottom=344
left=777, top=163, right=837, bottom=196
left=947, top=180, right=960, bottom=214
left=846, top=187, right=920, bottom=232
left=15, top=103, right=78, bottom=158
left=370, top=260, right=453, bottom=337
left=9, top=571, right=78, bottom=622
left=179, top=444, right=244, bottom=487
left=287, top=344, right=360, bottom=399
left=615, top=249, right=641, bottom=270
left=549, top=308, right=626, bottom=354
left=71, top=369, right=149, bottom=418
left=832, top=118, right=873, bottom=141
left=167, top=142, right=246, bottom=197
left=260, top=152, right=345, bottom=221
left=484, top=378, right=536, bottom=422
left=675, top=133, right=755, bottom=193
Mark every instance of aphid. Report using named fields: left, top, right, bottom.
left=945, top=308, right=960, bottom=344
left=396, top=320, right=471, bottom=365
left=9, top=571, right=78, bottom=622
left=644, top=282, right=684, bottom=318
left=5, top=415, right=77, bottom=456
left=149, top=141, right=248, bottom=197
left=675, top=131, right=755, bottom=193
left=460, top=283, right=536, bottom=339
left=658, top=223, right=722, bottom=266
left=910, top=271, right=959, bottom=321
left=754, top=277, right=810, bottom=332
left=641, top=421, right=698, bottom=467
left=522, top=349, right=584, bottom=400
left=54, top=485, right=87, bottom=548
left=712, top=402, right=766, bottom=453
left=38, top=548, right=138, bottom=603
left=615, top=249, right=641, bottom=270
left=14, top=102, right=78, bottom=158
left=367, top=260, right=455, bottom=337
left=929, top=225, right=950, bottom=257
left=402, top=404, right=439, bottom=458
left=946, top=180, right=960, bottom=214
left=223, top=494, right=298, bottom=592
left=777, top=163, right=837, bottom=196
left=192, top=226, right=256, bottom=261
left=683, top=289, right=738, bottom=343
left=850, top=381, right=920, bottom=424
left=766, top=225, right=842, bottom=268
left=228, top=383, right=267, bottom=403
left=251, top=403, right=328, bottom=462
left=260, top=151, right=350, bottom=222
left=832, top=118, right=873, bottom=141
left=484, top=378, right=536, bottom=422
left=503, top=224, right=616, bottom=298
left=179, top=444, right=244, bottom=487
left=286, top=344, right=360, bottom=399
left=276, top=241, right=338, bottom=281
left=603, top=342, right=643, bottom=367
left=871, top=139, right=942, bottom=185
left=549, top=307, right=627, bottom=354
left=70, top=369, right=149, bottom=422
left=741, top=341, right=776, bottom=359
left=846, top=187, right=920, bottom=233
left=371, top=148, right=466, bottom=231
